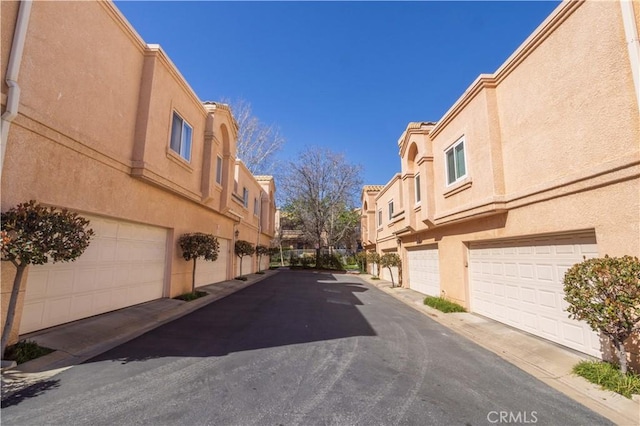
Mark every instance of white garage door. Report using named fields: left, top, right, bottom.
left=407, top=246, right=440, bottom=296
left=195, top=239, right=229, bottom=287
left=469, top=233, right=601, bottom=357
left=20, top=215, right=167, bottom=334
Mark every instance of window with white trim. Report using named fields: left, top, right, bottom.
left=445, top=138, right=467, bottom=185
left=415, top=174, right=421, bottom=204
left=216, top=156, right=223, bottom=185
left=169, top=112, right=192, bottom=162
left=388, top=201, right=394, bottom=220
left=254, top=197, right=259, bottom=215
left=378, top=210, right=382, bottom=226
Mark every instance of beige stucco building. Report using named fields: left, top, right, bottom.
left=361, top=0, right=640, bottom=360
left=1, top=1, right=276, bottom=344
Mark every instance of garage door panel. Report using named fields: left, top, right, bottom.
left=72, top=268, right=97, bottom=293
left=98, top=239, right=117, bottom=262
left=507, top=307, right=521, bottom=323
left=20, top=215, right=167, bottom=334
left=539, top=317, right=558, bottom=337
left=195, top=239, right=229, bottom=288
left=563, top=322, right=588, bottom=345
left=46, top=297, right=72, bottom=324
left=48, top=270, right=74, bottom=297
left=469, top=234, right=600, bottom=357
left=93, top=290, right=113, bottom=312
left=408, top=247, right=440, bottom=296
left=538, top=290, right=557, bottom=309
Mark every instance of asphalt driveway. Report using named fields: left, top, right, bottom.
left=1, top=269, right=610, bottom=425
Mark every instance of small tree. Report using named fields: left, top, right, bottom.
left=255, top=244, right=270, bottom=272
left=563, top=255, right=640, bottom=374
left=1, top=201, right=94, bottom=356
left=178, top=233, right=220, bottom=294
left=366, top=251, right=381, bottom=278
left=235, top=240, right=255, bottom=278
left=380, top=253, right=402, bottom=288
left=356, top=251, right=368, bottom=273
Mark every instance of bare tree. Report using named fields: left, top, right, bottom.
left=226, top=99, right=285, bottom=176
left=282, top=147, right=363, bottom=268
left=326, top=203, right=360, bottom=251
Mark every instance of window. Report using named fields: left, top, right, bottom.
left=445, top=138, right=467, bottom=185
left=378, top=210, right=382, bottom=226
left=243, top=187, right=249, bottom=208
left=388, top=201, right=394, bottom=220
left=254, top=197, right=259, bottom=215
left=415, top=174, right=421, bottom=204
left=216, top=156, right=223, bottom=184
left=169, top=112, right=192, bottom=162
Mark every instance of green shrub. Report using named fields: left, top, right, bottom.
left=424, top=296, right=466, bottom=313
left=356, top=251, right=368, bottom=273
left=564, top=255, right=640, bottom=374
left=317, top=253, right=343, bottom=270
left=174, top=291, right=208, bottom=302
left=4, top=340, right=54, bottom=364
left=235, top=276, right=248, bottom=281
left=573, top=360, right=640, bottom=398
left=300, top=257, right=313, bottom=268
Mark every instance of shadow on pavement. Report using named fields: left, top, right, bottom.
left=85, top=269, right=376, bottom=364
left=1, top=379, right=60, bottom=408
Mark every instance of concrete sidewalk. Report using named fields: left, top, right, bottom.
left=356, top=273, right=639, bottom=426
left=1, top=270, right=278, bottom=397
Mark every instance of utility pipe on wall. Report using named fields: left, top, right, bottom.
left=620, top=0, right=640, bottom=110
left=1, top=0, right=33, bottom=179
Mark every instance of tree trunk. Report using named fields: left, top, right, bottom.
left=239, top=257, right=243, bottom=277
left=315, top=247, right=321, bottom=269
left=192, top=258, right=197, bottom=294
left=615, top=337, right=628, bottom=375
left=388, top=267, right=395, bottom=288
left=1, top=263, right=26, bottom=357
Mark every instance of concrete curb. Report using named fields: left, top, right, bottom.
left=355, top=273, right=639, bottom=425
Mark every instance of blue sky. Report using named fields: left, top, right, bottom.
left=115, top=1, right=560, bottom=187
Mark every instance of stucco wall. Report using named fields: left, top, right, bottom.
left=497, top=1, right=639, bottom=196
left=16, top=2, right=144, bottom=164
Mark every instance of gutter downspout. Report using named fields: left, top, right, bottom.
left=1, top=0, right=33, bottom=179
left=620, top=0, right=640, bottom=110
